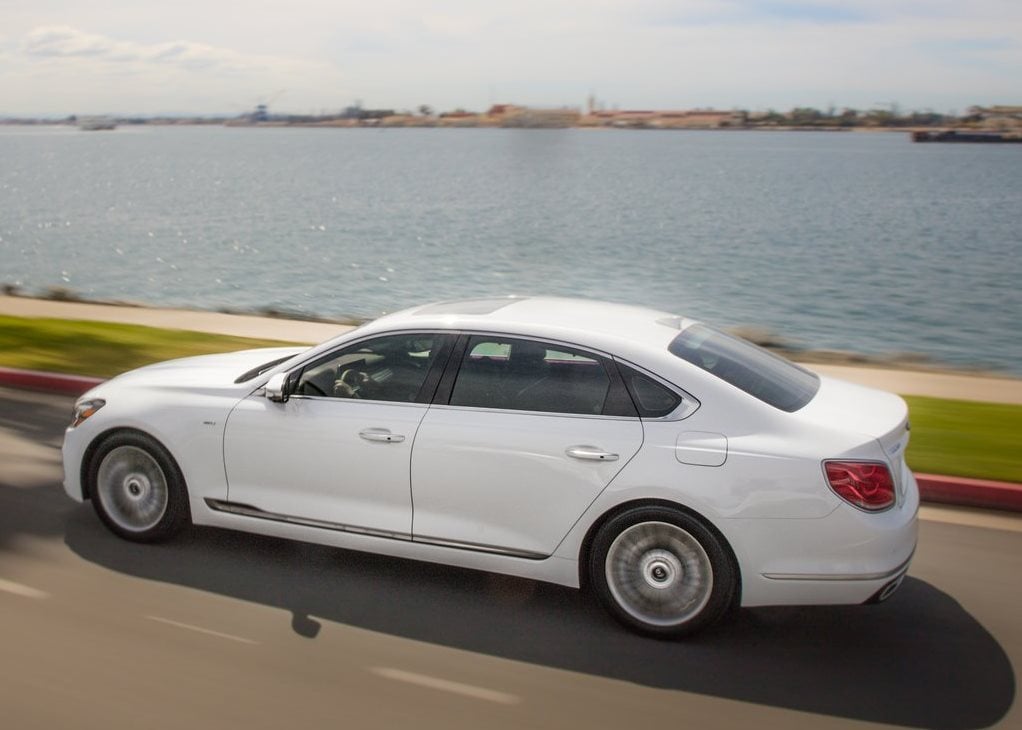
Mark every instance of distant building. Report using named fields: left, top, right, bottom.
left=437, top=109, right=484, bottom=127
left=585, top=109, right=744, bottom=129
left=78, top=115, right=117, bottom=131
left=495, top=105, right=581, bottom=128
left=588, top=109, right=658, bottom=128
left=666, top=109, right=746, bottom=128
left=440, top=109, right=478, bottom=119
left=969, top=106, right=1022, bottom=129
left=338, top=104, right=397, bottom=122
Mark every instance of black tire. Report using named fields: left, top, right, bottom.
left=87, top=431, right=190, bottom=543
left=589, top=506, right=736, bottom=638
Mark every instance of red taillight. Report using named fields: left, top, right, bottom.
left=824, top=461, right=896, bottom=512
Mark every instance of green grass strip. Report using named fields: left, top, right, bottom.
left=1, top=315, right=1019, bottom=483
left=0, top=315, right=294, bottom=379
left=903, top=395, right=1022, bottom=484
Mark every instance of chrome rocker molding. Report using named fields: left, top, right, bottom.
left=204, top=498, right=548, bottom=560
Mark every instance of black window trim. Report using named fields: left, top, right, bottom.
left=432, top=330, right=639, bottom=420
left=431, top=333, right=470, bottom=406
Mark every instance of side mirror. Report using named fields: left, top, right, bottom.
left=264, top=372, right=289, bottom=402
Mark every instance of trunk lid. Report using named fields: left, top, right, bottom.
left=794, top=375, right=911, bottom=494
left=795, top=375, right=909, bottom=443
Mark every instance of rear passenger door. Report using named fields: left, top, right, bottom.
left=410, top=335, right=644, bottom=558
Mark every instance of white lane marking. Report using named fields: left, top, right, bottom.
left=371, top=667, right=520, bottom=705
left=145, top=615, right=258, bottom=645
left=0, top=578, right=49, bottom=599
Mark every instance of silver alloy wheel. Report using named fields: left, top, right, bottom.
left=604, top=520, right=714, bottom=627
left=95, top=445, right=169, bottom=533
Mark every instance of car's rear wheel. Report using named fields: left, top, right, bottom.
left=88, top=432, right=189, bottom=542
left=589, top=506, right=735, bottom=637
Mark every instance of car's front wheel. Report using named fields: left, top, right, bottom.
left=88, top=432, right=189, bottom=542
left=589, top=506, right=735, bottom=637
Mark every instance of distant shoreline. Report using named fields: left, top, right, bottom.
left=6, top=102, right=1019, bottom=133
left=0, top=119, right=997, bottom=136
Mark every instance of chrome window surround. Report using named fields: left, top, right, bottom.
left=447, top=330, right=701, bottom=422
left=255, top=328, right=701, bottom=421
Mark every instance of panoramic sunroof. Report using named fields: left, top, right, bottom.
left=415, top=297, right=525, bottom=315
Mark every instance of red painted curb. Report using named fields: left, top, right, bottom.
left=0, top=367, right=103, bottom=396
left=2, top=367, right=1020, bottom=512
left=916, top=473, right=1022, bottom=513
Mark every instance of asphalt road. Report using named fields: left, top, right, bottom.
left=1, top=386, right=1019, bottom=730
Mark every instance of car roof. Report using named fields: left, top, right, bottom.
left=365, top=296, right=695, bottom=356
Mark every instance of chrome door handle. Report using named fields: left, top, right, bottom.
left=359, top=429, right=405, bottom=443
left=566, top=446, right=619, bottom=462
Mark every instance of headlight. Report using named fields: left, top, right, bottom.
left=70, top=398, right=106, bottom=428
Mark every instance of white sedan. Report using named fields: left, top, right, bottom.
left=62, top=297, right=918, bottom=637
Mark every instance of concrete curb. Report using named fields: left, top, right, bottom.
left=2, top=367, right=1020, bottom=513
left=914, top=474, right=1022, bottom=513
left=0, top=366, right=103, bottom=396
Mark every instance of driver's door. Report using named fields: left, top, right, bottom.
left=222, top=333, right=453, bottom=537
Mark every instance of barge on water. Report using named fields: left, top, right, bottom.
left=912, top=130, right=1022, bottom=144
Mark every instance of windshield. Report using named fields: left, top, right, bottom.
left=669, top=324, right=819, bottom=412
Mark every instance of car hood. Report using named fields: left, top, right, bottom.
left=105, top=347, right=306, bottom=391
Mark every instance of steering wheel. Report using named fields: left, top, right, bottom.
left=335, top=368, right=370, bottom=398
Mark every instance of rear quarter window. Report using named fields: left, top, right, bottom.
left=669, top=324, right=819, bottom=412
left=617, top=365, right=682, bottom=418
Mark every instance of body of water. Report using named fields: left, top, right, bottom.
left=1, top=125, right=1020, bottom=373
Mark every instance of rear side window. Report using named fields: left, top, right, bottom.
left=450, top=336, right=612, bottom=415
left=669, top=324, right=819, bottom=412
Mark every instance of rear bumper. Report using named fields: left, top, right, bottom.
left=864, top=570, right=910, bottom=604
left=754, top=548, right=914, bottom=606
left=728, top=468, right=919, bottom=607
left=760, top=549, right=914, bottom=583
left=740, top=552, right=916, bottom=606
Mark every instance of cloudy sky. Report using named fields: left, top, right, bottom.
left=1, top=0, right=1019, bottom=116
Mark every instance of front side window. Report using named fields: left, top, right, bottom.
left=295, top=333, right=446, bottom=403
left=449, top=336, right=612, bottom=415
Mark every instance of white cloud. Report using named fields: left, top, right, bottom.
left=5, top=25, right=346, bottom=115
left=23, top=26, right=289, bottom=73
left=0, top=2, right=1020, bottom=115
